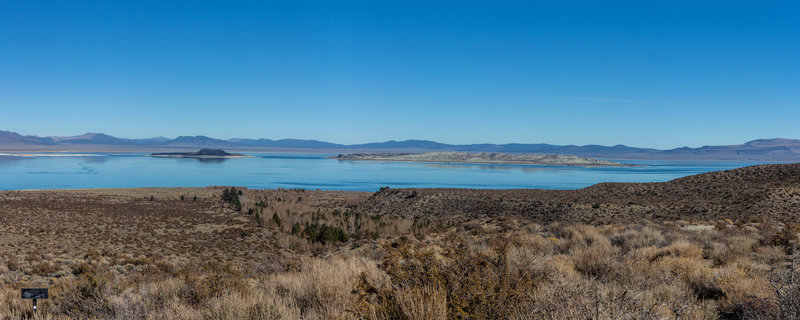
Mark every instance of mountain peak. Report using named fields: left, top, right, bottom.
left=744, top=138, right=798, bottom=146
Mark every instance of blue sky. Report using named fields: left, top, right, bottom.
left=1, top=1, right=798, bottom=149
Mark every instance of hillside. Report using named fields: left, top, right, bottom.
left=358, top=162, right=800, bottom=224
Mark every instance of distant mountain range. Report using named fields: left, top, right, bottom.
left=1, top=130, right=799, bottom=161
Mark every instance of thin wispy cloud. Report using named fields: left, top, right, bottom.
left=533, top=96, right=664, bottom=104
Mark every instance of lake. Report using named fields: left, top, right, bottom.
left=0, top=152, right=773, bottom=191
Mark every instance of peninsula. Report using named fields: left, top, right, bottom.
left=150, top=149, right=252, bottom=158
left=331, top=151, right=633, bottom=167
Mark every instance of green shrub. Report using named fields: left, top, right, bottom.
left=292, top=223, right=301, bottom=235
left=222, top=187, right=242, bottom=211
left=272, top=213, right=282, bottom=228
left=303, top=223, right=349, bottom=244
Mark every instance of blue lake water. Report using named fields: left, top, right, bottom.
left=0, top=153, right=775, bottom=191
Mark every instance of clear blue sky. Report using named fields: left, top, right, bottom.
left=1, top=1, right=798, bottom=149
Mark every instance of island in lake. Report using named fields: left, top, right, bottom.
left=331, top=151, right=635, bottom=167
left=150, top=149, right=252, bottom=158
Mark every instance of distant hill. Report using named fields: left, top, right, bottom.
left=161, top=136, right=237, bottom=148
left=0, top=131, right=53, bottom=145
left=52, top=133, right=133, bottom=145
left=0, top=130, right=799, bottom=161
left=229, top=138, right=345, bottom=149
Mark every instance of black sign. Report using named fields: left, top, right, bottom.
left=21, top=288, right=48, bottom=299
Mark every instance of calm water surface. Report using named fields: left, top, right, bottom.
left=0, top=153, right=773, bottom=191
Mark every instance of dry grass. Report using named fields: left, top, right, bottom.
left=2, top=188, right=800, bottom=319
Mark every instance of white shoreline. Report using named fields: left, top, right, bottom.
left=0, top=153, right=104, bottom=157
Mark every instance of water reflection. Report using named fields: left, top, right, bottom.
left=0, top=155, right=23, bottom=167
left=78, top=163, right=98, bottom=174
left=196, top=158, right=228, bottom=164
left=168, top=157, right=230, bottom=164
left=79, top=156, right=110, bottom=164
left=0, top=155, right=110, bottom=167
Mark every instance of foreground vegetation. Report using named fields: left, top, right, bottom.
left=1, top=183, right=799, bottom=319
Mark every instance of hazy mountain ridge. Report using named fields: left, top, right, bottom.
left=1, top=130, right=799, bottom=160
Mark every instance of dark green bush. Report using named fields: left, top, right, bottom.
left=292, top=222, right=301, bottom=235
left=221, top=187, right=242, bottom=211
left=272, top=213, right=282, bottom=227
left=303, top=223, right=349, bottom=244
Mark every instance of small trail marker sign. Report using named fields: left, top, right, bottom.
left=21, top=288, right=48, bottom=312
